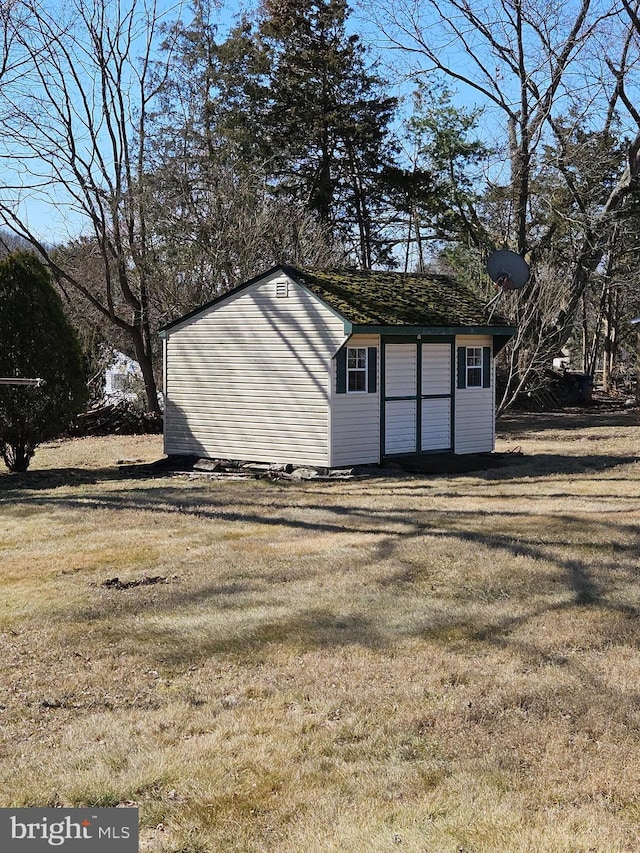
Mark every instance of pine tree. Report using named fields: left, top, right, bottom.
left=384, top=83, right=493, bottom=272
left=255, top=0, right=398, bottom=267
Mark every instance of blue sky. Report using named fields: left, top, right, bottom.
left=8, top=4, right=227, bottom=239
left=3, top=0, right=402, bottom=244
left=5, top=0, right=628, bottom=245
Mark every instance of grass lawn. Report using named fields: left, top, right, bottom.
left=0, top=409, right=639, bottom=852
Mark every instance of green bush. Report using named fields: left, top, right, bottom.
left=0, top=252, right=88, bottom=471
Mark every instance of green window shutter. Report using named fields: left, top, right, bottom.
left=367, top=347, right=377, bottom=393
left=336, top=347, right=347, bottom=394
left=482, top=346, right=492, bottom=388
left=457, top=347, right=467, bottom=389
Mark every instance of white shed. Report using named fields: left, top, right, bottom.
left=160, top=266, right=515, bottom=468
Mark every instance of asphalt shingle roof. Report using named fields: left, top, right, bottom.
left=160, top=264, right=515, bottom=333
left=286, top=266, right=511, bottom=328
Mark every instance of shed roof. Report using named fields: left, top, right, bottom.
left=160, top=264, right=515, bottom=334
left=285, top=266, right=511, bottom=328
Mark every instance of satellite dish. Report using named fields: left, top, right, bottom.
left=486, top=250, right=530, bottom=291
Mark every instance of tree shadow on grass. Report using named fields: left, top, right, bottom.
left=89, top=607, right=386, bottom=665
left=0, top=449, right=637, bottom=495
left=53, top=483, right=637, bottom=670
left=399, top=452, right=639, bottom=480
left=4, top=466, right=639, bottom=580
left=496, top=406, right=639, bottom=434
left=0, top=458, right=194, bottom=492
left=3, top=443, right=639, bottom=673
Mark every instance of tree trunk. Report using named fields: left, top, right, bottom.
left=601, top=281, right=619, bottom=393
left=131, top=327, right=160, bottom=415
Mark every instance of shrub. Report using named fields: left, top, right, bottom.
left=0, top=252, right=87, bottom=471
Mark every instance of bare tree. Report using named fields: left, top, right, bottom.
left=0, top=0, right=32, bottom=82
left=0, top=0, right=181, bottom=413
left=149, top=162, right=348, bottom=321
left=366, top=0, right=640, bottom=409
left=369, top=0, right=608, bottom=247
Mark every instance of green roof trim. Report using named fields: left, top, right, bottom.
left=347, top=324, right=516, bottom=336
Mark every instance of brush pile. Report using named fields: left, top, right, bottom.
left=70, top=400, right=163, bottom=436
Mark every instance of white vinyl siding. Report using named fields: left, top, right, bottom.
left=330, top=334, right=380, bottom=466
left=421, top=398, right=451, bottom=451
left=385, top=343, right=417, bottom=396
left=454, top=335, right=495, bottom=454
left=384, top=343, right=418, bottom=455
left=164, top=273, right=346, bottom=466
left=421, top=343, right=451, bottom=395
left=385, top=399, right=417, bottom=455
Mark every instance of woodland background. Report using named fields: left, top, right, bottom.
left=1, top=0, right=640, bottom=414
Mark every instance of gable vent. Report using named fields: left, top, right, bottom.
left=275, top=280, right=289, bottom=298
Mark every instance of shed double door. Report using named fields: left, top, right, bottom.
left=383, top=341, right=453, bottom=456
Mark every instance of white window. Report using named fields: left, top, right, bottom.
left=347, top=347, right=367, bottom=392
left=466, top=347, right=483, bottom=388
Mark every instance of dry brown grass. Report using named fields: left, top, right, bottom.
left=1, top=410, right=639, bottom=852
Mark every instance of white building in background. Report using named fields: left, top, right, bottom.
left=104, top=350, right=143, bottom=403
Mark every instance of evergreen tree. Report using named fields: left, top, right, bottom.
left=256, top=0, right=398, bottom=267
left=0, top=252, right=87, bottom=472
left=155, top=0, right=398, bottom=271
left=145, top=0, right=345, bottom=317
left=384, top=83, right=493, bottom=272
